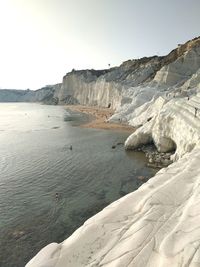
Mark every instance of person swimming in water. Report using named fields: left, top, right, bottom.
left=195, top=107, right=198, bottom=117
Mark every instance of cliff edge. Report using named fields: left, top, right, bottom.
left=23, top=36, right=200, bottom=267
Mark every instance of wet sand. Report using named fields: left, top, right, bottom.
left=65, top=105, right=135, bottom=132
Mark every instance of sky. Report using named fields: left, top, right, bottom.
left=0, top=0, right=200, bottom=90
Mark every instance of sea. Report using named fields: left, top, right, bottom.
left=0, top=103, right=158, bottom=267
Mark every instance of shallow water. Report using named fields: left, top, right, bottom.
left=0, top=103, right=158, bottom=267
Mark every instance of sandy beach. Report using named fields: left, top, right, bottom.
left=65, top=105, right=135, bottom=132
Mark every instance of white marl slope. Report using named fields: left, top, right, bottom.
left=26, top=144, right=200, bottom=267
left=125, top=93, right=200, bottom=160
left=111, top=39, right=200, bottom=124
left=154, top=46, right=200, bottom=86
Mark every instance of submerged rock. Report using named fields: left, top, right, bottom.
left=137, top=175, right=145, bottom=181
left=134, top=144, right=173, bottom=168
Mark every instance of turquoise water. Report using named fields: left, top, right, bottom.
left=0, top=103, right=157, bottom=267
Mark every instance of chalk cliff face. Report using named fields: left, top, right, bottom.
left=1, top=37, right=200, bottom=112
left=154, top=46, right=200, bottom=86
left=58, top=56, right=163, bottom=109
left=125, top=94, right=200, bottom=160
left=57, top=37, right=200, bottom=113
left=58, top=69, right=122, bottom=108
left=119, top=38, right=200, bottom=160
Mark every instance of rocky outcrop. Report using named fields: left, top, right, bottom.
left=0, top=84, right=61, bottom=104
left=125, top=94, right=200, bottom=160
left=153, top=47, right=200, bottom=86
left=58, top=56, right=163, bottom=109
left=58, top=37, right=200, bottom=111
left=58, top=70, right=122, bottom=109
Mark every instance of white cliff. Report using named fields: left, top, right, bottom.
left=181, top=68, right=200, bottom=91
left=2, top=37, right=200, bottom=112
left=25, top=36, right=200, bottom=267
left=58, top=56, right=163, bottom=109
left=55, top=37, right=200, bottom=120
left=58, top=70, right=123, bottom=109
left=125, top=93, right=200, bottom=160
left=154, top=47, right=200, bottom=86
left=154, top=37, right=200, bottom=87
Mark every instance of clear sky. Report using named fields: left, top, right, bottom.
left=0, top=0, right=200, bottom=90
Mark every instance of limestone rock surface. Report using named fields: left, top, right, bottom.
left=125, top=94, right=200, bottom=160
left=26, top=146, right=200, bottom=267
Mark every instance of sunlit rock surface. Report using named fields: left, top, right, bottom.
left=58, top=37, right=200, bottom=111
left=125, top=94, right=200, bottom=160
left=26, top=145, right=200, bottom=267
left=154, top=47, right=200, bottom=86
left=1, top=36, right=200, bottom=114
left=58, top=56, right=162, bottom=109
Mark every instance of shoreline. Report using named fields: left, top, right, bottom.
left=65, top=105, right=135, bottom=132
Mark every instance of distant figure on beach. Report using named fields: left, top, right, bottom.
left=195, top=107, right=198, bottom=117
left=69, top=145, right=73, bottom=150
left=104, top=115, right=108, bottom=122
left=55, top=193, right=59, bottom=200
left=187, top=95, right=190, bottom=100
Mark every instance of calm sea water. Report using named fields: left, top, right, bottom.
left=0, top=103, right=157, bottom=267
